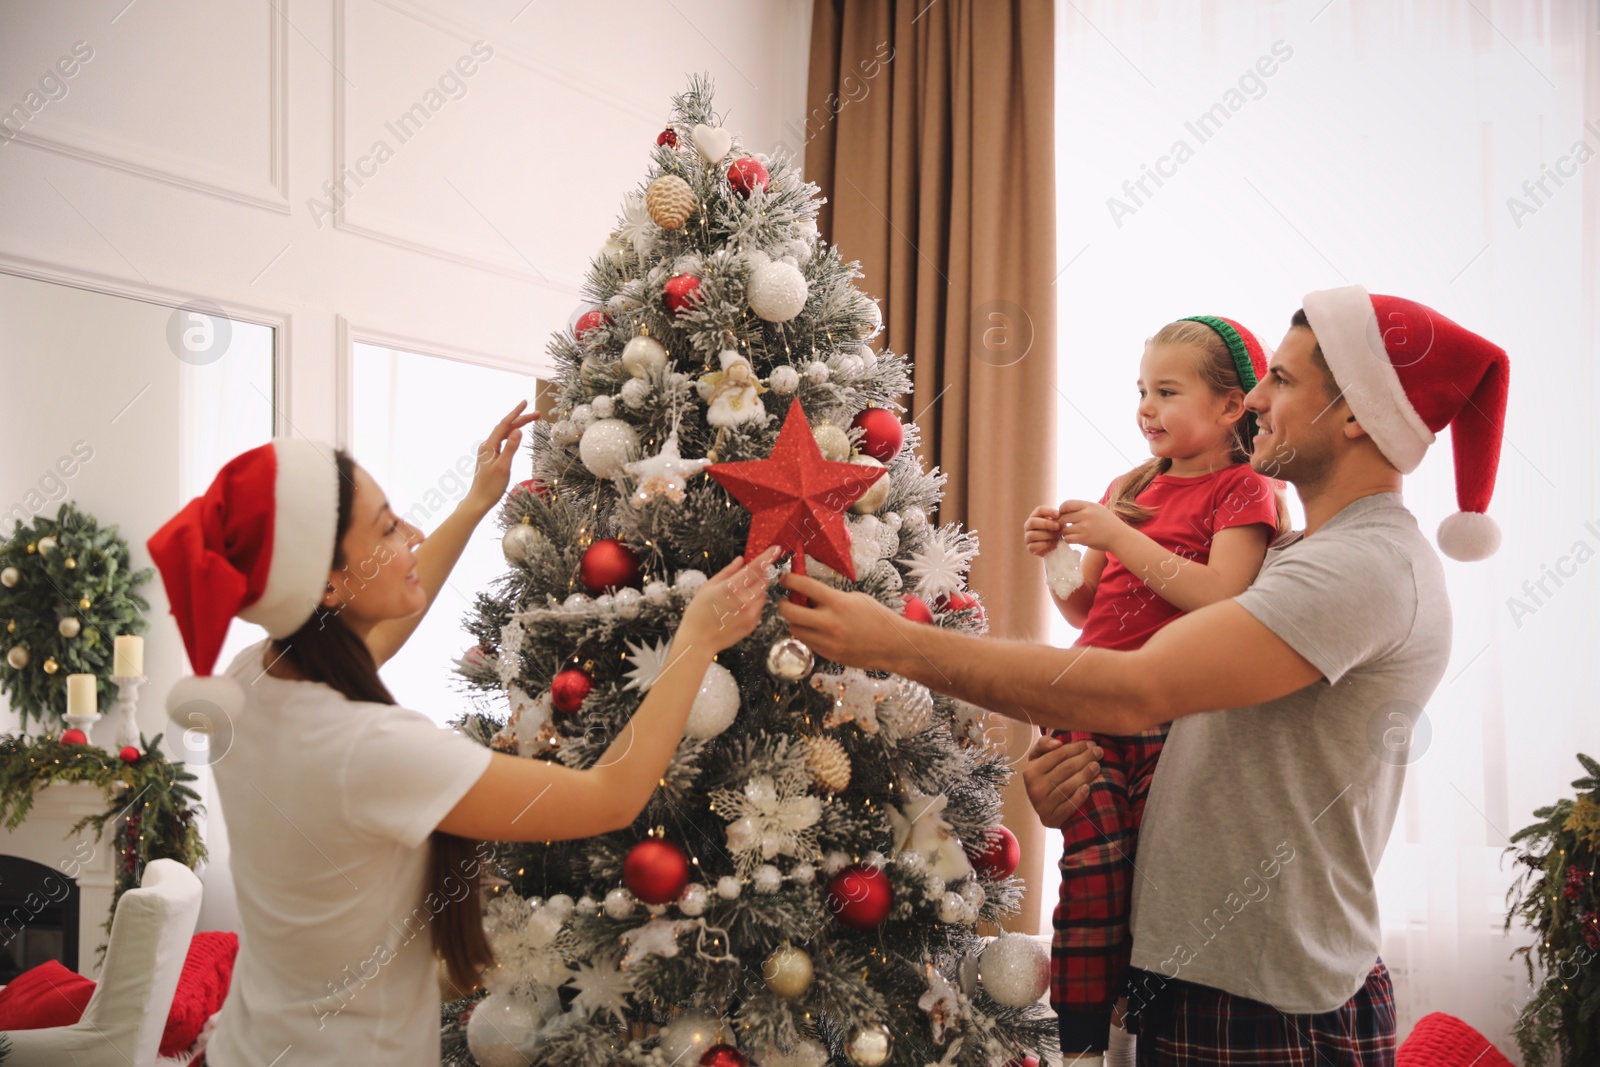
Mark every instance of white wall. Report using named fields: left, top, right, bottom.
left=0, top=0, right=813, bottom=933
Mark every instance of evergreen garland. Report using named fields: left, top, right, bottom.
left=1505, top=752, right=1600, bottom=1065
left=0, top=502, right=154, bottom=733
left=0, top=731, right=206, bottom=962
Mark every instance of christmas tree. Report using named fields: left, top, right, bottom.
left=446, top=77, right=1055, bottom=1067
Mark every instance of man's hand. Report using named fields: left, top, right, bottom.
left=1023, top=504, right=1063, bottom=558
left=1058, top=499, right=1130, bottom=555
left=777, top=571, right=908, bottom=670
left=1024, top=733, right=1103, bottom=828
left=464, top=401, right=540, bottom=516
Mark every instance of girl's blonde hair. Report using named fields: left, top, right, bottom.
left=1107, top=319, right=1289, bottom=534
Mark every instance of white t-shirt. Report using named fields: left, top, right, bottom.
left=205, top=640, right=493, bottom=1066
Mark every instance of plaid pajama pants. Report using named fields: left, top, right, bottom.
left=1050, top=725, right=1169, bottom=1055
left=1122, top=959, right=1397, bottom=1066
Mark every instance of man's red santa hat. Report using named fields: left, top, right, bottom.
left=147, top=438, right=341, bottom=719
left=1301, top=285, right=1509, bottom=561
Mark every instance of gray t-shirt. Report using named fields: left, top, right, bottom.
left=1127, top=492, right=1450, bottom=1013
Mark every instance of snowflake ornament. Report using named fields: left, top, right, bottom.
left=811, top=667, right=896, bottom=735
left=900, top=530, right=977, bottom=600
left=568, top=953, right=635, bottom=1020
left=710, top=772, right=822, bottom=871
left=622, top=636, right=673, bottom=693
left=624, top=431, right=710, bottom=507
left=617, top=192, right=658, bottom=259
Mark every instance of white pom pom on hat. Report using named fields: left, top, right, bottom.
left=147, top=438, right=341, bottom=723
left=1300, top=285, right=1509, bottom=561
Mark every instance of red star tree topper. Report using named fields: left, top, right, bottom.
left=707, top=398, right=887, bottom=582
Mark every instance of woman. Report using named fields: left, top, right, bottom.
left=147, top=402, right=777, bottom=1065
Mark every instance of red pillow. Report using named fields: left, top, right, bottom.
left=0, top=931, right=238, bottom=1058
left=0, top=959, right=96, bottom=1030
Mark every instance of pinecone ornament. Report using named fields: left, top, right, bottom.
left=646, top=174, right=695, bottom=229
left=806, top=735, right=852, bottom=793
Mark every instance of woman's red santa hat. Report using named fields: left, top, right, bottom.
left=1301, top=285, right=1509, bottom=561
left=147, top=438, right=341, bottom=719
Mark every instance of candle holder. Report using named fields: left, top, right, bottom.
left=62, top=706, right=102, bottom=739
left=110, top=675, right=148, bottom=751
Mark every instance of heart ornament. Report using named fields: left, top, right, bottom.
left=691, top=124, right=733, bottom=164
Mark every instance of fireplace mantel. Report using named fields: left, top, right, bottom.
left=2, top=780, right=120, bottom=980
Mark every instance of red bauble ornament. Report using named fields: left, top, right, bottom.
left=550, top=667, right=593, bottom=715
left=624, top=839, right=690, bottom=905
left=574, top=309, right=610, bottom=341
left=516, top=477, right=548, bottom=499
left=901, top=593, right=934, bottom=625
left=663, top=274, right=703, bottom=316
left=851, top=407, right=904, bottom=463
left=707, top=399, right=887, bottom=582
left=727, top=157, right=770, bottom=198
left=1002, top=1058, right=1041, bottom=1067
left=118, top=745, right=141, bottom=764
left=580, top=538, right=642, bottom=593
left=970, top=825, right=1021, bottom=880
left=60, top=728, right=88, bottom=746
left=657, top=128, right=678, bottom=147
left=700, top=1045, right=748, bottom=1067
left=461, top=644, right=492, bottom=671
left=939, top=589, right=984, bottom=622
left=827, top=864, right=893, bottom=929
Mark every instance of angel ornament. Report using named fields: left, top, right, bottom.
left=697, top=348, right=767, bottom=428
left=887, top=790, right=972, bottom=881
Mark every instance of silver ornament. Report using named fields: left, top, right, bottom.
left=978, top=931, right=1051, bottom=1007
left=465, top=991, right=542, bottom=1067
left=846, top=1023, right=893, bottom=1067
left=938, top=890, right=966, bottom=923
left=849, top=455, right=890, bottom=515
left=765, top=637, right=814, bottom=681
left=813, top=422, right=851, bottom=462
left=579, top=418, right=639, bottom=478
left=622, top=333, right=667, bottom=378
left=502, top=522, right=545, bottom=565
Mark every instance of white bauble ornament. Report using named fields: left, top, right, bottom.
left=979, top=932, right=1051, bottom=1007
left=686, top=661, right=739, bottom=739
left=679, top=882, right=709, bottom=916
left=36, top=536, right=57, bottom=555
left=805, top=360, right=830, bottom=383
left=562, top=592, right=592, bottom=610
left=938, top=890, right=966, bottom=923
left=645, top=174, right=695, bottom=229
left=502, top=522, right=546, bottom=565
left=849, top=456, right=890, bottom=514
left=591, top=395, right=615, bottom=419
left=813, top=422, right=851, bottom=462
left=790, top=861, right=816, bottom=885
left=754, top=864, right=783, bottom=893
left=748, top=258, right=809, bottom=322
left=545, top=894, right=574, bottom=919
left=604, top=886, right=636, bottom=919
left=570, top=403, right=593, bottom=430
left=858, top=344, right=878, bottom=370
left=0, top=567, right=17, bottom=588
left=822, top=850, right=850, bottom=875
left=767, top=365, right=800, bottom=393
left=579, top=418, right=639, bottom=478
left=612, top=587, right=642, bottom=617
left=57, top=617, right=80, bottom=638
left=675, top=569, right=707, bottom=593
left=550, top=419, right=579, bottom=446
left=765, top=636, right=814, bottom=681
left=716, top=875, right=742, bottom=900
left=959, top=880, right=986, bottom=909
left=601, top=235, right=627, bottom=266
left=762, top=943, right=814, bottom=998
left=6, top=646, right=28, bottom=670
left=761, top=1038, right=830, bottom=1067
left=620, top=377, right=650, bottom=409
left=622, top=333, right=667, bottom=378
left=845, top=1023, right=893, bottom=1067
left=465, top=991, right=541, bottom=1067
left=643, top=580, right=671, bottom=604
left=1044, top=542, right=1085, bottom=599
left=924, top=874, right=946, bottom=900
left=660, top=1012, right=725, bottom=1061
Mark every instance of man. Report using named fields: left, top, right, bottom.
left=779, top=285, right=1509, bottom=1065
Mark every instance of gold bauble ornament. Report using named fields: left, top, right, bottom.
left=79, top=597, right=92, bottom=611
left=26, top=542, right=37, bottom=554
left=845, top=1024, right=893, bottom=1067
left=813, top=422, right=851, bottom=463
left=36, top=536, right=57, bottom=554
left=64, top=557, right=76, bottom=569
left=0, top=566, right=18, bottom=587
left=645, top=174, right=695, bottom=230
left=5, top=646, right=28, bottom=670
left=6, top=619, right=15, bottom=633
left=805, top=735, right=852, bottom=793
left=849, top=455, right=890, bottom=514
left=42, top=657, right=59, bottom=675
left=58, top=617, right=81, bottom=638
left=762, top=942, right=814, bottom=998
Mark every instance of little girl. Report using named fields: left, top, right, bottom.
left=1023, top=317, right=1286, bottom=1067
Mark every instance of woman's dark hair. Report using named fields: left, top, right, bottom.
left=270, top=450, right=494, bottom=993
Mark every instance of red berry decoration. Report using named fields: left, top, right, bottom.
left=901, top=593, right=934, bottom=625
left=700, top=1045, right=748, bottom=1067
left=580, top=538, right=642, bottom=593
left=118, top=745, right=141, bottom=764
left=827, top=864, right=893, bottom=929
left=851, top=407, right=904, bottom=463
left=970, top=825, right=1021, bottom=880
left=550, top=667, right=593, bottom=715
left=663, top=274, right=703, bottom=316
left=574, top=309, right=610, bottom=341
left=657, top=128, right=678, bottom=147
left=516, top=477, right=548, bottom=499
left=727, top=157, right=770, bottom=198
left=60, top=728, right=88, bottom=746
left=624, top=839, right=690, bottom=905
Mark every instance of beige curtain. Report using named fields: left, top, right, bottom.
left=806, top=0, right=1058, bottom=933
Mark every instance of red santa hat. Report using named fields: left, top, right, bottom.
left=1300, top=285, right=1509, bottom=561
left=146, top=438, right=341, bottom=719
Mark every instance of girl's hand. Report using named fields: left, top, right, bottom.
left=465, top=401, right=541, bottom=515
left=1058, top=500, right=1128, bottom=554
left=1024, top=504, right=1063, bottom=558
left=677, top=547, right=782, bottom=654
left=1023, top=733, right=1102, bottom=828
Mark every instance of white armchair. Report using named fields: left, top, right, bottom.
left=3, top=858, right=203, bottom=1066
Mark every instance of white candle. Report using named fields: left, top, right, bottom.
left=113, top=635, right=144, bottom=677
left=67, top=674, right=97, bottom=717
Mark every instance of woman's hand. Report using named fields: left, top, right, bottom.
left=1057, top=500, right=1129, bottom=555
left=465, top=401, right=540, bottom=516
left=677, top=547, right=782, bottom=654
left=1023, top=733, right=1102, bottom=828
left=1024, top=504, right=1063, bottom=558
